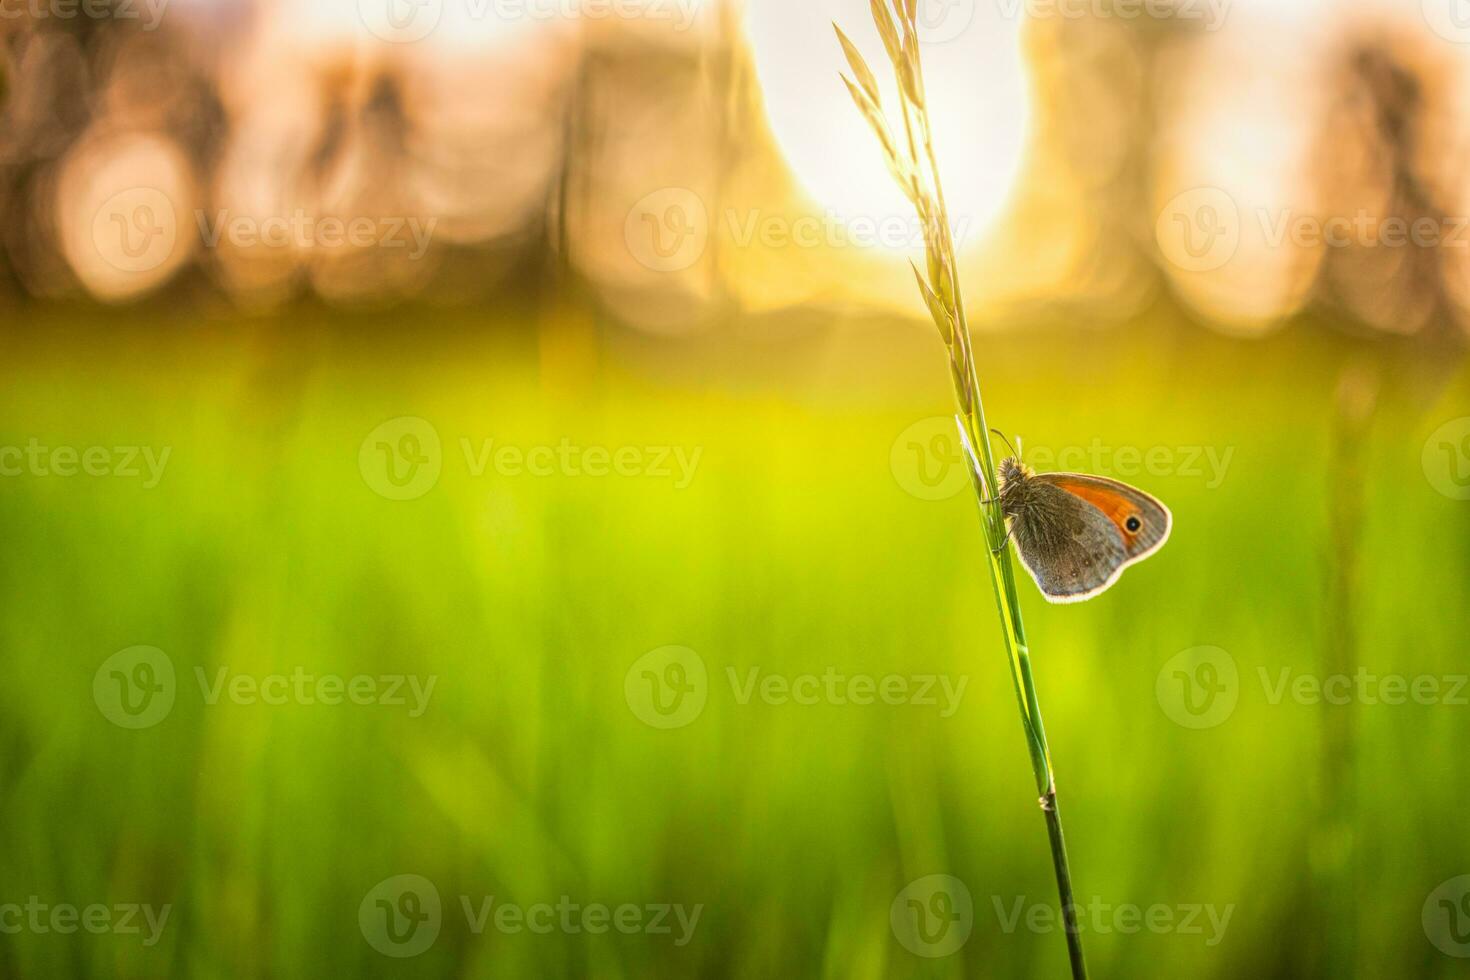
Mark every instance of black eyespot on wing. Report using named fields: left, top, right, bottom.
left=1125, top=515, right=1142, bottom=533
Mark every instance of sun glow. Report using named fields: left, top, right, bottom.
left=744, top=0, right=1032, bottom=259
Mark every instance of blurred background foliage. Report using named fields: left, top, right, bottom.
left=6, top=0, right=1470, bottom=336
left=0, top=0, right=1468, bottom=978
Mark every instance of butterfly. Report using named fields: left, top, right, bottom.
left=957, top=420, right=1173, bottom=603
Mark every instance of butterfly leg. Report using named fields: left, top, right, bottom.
left=989, top=521, right=1015, bottom=557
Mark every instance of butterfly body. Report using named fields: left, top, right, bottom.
left=998, top=456, right=1171, bottom=603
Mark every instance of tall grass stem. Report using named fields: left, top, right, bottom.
left=835, top=6, right=1088, bottom=975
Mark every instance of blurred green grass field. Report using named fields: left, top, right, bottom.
left=0, top=305, right=1467, bottom=978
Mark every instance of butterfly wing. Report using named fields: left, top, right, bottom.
left=1008, top=480, right=1129, bottom=603
left=1007, top=473, right=1172, bottom=603
left=1034, top=473, right=1172, bottom=563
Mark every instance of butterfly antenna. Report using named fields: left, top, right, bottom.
left=988, top=428, right=1019, bottom=459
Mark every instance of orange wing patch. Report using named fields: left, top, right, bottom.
left=1043, top=476, right=1141, bottom=540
